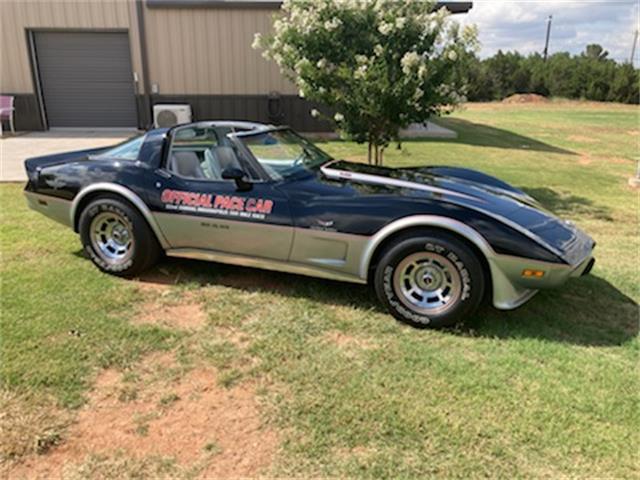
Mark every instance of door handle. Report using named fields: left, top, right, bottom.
left=155, top=169, right=172, bottom=179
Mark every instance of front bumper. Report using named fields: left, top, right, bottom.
left=489, top=227, right=595, bottom=310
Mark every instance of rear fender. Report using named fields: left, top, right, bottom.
left=71, top=183, right=170, bottom=249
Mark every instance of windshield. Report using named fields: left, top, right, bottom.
left=239, top=129, right=332, bottom=180
left=94, top=135, right=145, bottom=161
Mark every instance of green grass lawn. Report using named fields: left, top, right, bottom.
left=1, top=100, right=638, bottom=478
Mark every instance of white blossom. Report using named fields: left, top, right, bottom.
left=294, top=57, right=311, bottom=74
left=374, top=44, right=384, bottom=56
left=462, top=24, right=479, bottom=45
left=395, top=17, right=406, bottom=29
left=273, top=19, right=285, bottom=34
left=324, top=17, right=342, bottom=31
left=251, top=33, right=262, bottom=50
left=447, top=50, right=458, bottom=61
left=317, top=58, right=328, bottom=68
left=400, top=51, right=421, bottom=75
left=378, top=21, right=393, bottom=35
left=311, top=109, right=320, bottom=118
left=418, top=64, right=428, bottom=79
left=373, top=0, right=385, bottom=12
left=299, top=89, right=305, bottom=98
left=354, top=64, right=368, bottom=79
left=334, top=112, right=345, bottom=122
left=355, top=54, right=368, bottom=65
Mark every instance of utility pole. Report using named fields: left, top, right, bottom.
left=631, top=29, right=638, bottom=65
left=543, top=15, right=553, bottom=62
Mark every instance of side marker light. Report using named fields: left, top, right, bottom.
left=522, top=269, right=545, bottom=278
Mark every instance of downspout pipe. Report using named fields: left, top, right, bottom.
left=135, top=0, right=153, bottom=130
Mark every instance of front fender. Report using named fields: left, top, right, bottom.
left=359, top=214, right=587, bottom=311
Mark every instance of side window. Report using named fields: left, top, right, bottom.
left=95, top=135, right=145, bottom=160
left=167, top=126, right=259, bottom=181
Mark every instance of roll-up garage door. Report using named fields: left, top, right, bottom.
left=34, top=31, right=138, bottom=127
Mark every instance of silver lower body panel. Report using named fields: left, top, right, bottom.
left=24, top=191, right=72, bottom=227
left=489, top=251, right=595, bottom=310
left=166, top=247, right=367, bottom=284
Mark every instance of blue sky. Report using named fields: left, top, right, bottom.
left=458, top=0, right=639, bottom=64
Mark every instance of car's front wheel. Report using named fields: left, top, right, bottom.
left=79, top=195, right=160, bottom=277
left=373, top=232, right=485, bottom=328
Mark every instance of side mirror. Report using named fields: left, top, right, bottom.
left=221, top=167, right=252, bottom=191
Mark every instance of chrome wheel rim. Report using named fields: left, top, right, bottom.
left=89, top=212, right=134, bottom=265
left=393, top=252, right=462, bottom=315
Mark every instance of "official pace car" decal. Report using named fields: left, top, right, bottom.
left=161, top=189, right=274, bottom=220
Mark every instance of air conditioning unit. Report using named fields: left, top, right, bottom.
left=153, top=104, right=192, bottom=128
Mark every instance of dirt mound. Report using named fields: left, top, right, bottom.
left=502, top=93, right=550, bottom=104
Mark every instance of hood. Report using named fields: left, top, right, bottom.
left=321, top=160, right=593, bottom=264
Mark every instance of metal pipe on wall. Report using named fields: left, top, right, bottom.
left=135, top=0, right=153, bottom=129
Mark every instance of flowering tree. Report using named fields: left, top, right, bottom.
left=254, top=0, right=478, bottom=165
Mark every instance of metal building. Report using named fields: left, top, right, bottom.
left=0, top=0, right=472, bottom=132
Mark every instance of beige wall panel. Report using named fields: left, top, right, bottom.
left=144, top=7, right=297, bottom=95
left=0, top=0, right=142, bottom=94
left=1, top=1, right=296, bottom=96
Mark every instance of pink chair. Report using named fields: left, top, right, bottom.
left=0, top=95, right=16, bottom=135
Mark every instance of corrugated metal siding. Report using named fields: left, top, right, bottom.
left=144, top=7, right=297, bottom=95
left=1, top=1, right=294, bottom=96
left=0, top=0, right=142, bottom=94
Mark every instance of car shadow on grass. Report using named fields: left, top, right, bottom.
left=466, top=275, right=638, bottom=347
left=130, top=257, right=637, bottom=348
left=401, top=118, right=577, bottom=155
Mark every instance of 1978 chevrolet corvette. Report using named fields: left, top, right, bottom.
left=24, top=121, right=595, bottom=328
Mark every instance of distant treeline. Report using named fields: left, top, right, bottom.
left=460, top=44, right=639, bottom=104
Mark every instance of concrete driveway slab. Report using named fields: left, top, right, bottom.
left=0, top=130, right=139, bottom=182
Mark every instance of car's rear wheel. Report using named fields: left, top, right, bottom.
left=373, top=232, right=485, bottom=328
left=79, top=196, right=160, bottom=277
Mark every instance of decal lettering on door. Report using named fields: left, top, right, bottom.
left=161, top=189, right=273, bottom=220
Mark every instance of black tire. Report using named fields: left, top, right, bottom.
left=79, top=195, right=160, bottom=277
left=373, top=232, right=485, bottom=328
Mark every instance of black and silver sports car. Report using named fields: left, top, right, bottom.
left=24, top=121, right=595, bottom=328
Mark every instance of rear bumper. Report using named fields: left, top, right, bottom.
left=490, top=228, right=595, bottom=310
left=24, top=191, right=72, bottom=228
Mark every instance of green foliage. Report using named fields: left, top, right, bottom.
left=463, top=45, right=639, bottom=104
left=255, top=0, right=478, bottom=164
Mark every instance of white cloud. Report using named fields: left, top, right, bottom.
left=458, top=0, right=640, bottom=64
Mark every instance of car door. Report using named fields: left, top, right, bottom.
left=149, top=124, right=294, bottom=261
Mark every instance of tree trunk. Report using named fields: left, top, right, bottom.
left=368, top=134, right=386, bottom=166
